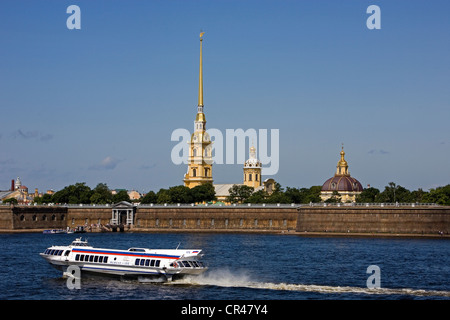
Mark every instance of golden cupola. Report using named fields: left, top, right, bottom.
left=336, top=145, right=349, bottom=176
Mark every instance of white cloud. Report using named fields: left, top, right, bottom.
left=89, top=156, right=121, bottom=170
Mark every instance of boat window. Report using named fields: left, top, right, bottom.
left=94, top=256, right=99, bottom=263
left=50, top=250, right=55, bottom=255
left=155, top=260, right=160, bottom=267
left=129, top=248, right=146, bottom=252
left=84, top=255, right=89, bottom=262
left=75, top=254, right=80, bottom=261
left=145, top=259, right=150, bottom=267
left=89, top=256, right=94, bottom=262
left=64, top=250, right=70, bottom=256
left=140, top=259, right=145, bottom=266
left=104, top=256, right=108, bottom=263
left=59, top=250, right=64, bottom=256
left=99, top=256, right=103, bottom=263
left=135, top=259, right=140, bottom=266
left=150, top=260, right=155, bottom=267
left=191, top=261, right=199, bottom=267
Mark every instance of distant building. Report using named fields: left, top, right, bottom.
left=243, top=145, right=262, bottom=189
left=0, top=177, right=34, bottom=204
left=127, top=190, right=142, bottom=200
left=320, top=146, right=363, bottom=203
left=214, top=145, right=276, bottom=203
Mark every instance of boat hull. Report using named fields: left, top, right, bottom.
left=40, top=239, right=208, bottom=282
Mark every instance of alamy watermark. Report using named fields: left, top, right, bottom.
left=366, top=265, right=381, bottom=289
left=171, top=128, right=280, bottom=176
left=66, top=265, right=81, bottom=290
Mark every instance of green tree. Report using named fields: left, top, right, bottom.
left=168, top=185, right=193, bottom=203
left=3, top=198, right=18, bottom=204
left=377, top=182, right=413, bottom=203
left=423, top=185, right=450, bottom=205
left=284, top=186, right=322, bottom=204
left=112, top=190, right=130, bottom=203
left=246, top=190, right=268, bottom=203
left=156, top=188, right=171, bottom=204
left=141, top=191, right=158, bottom=204
left=52, top=182, right=93, bottom=204
left=191, top=183, right=216, bottom=203
left=227, top=185, right=254, bottom=203
left=355, top=187, right=380, bottom=203
left=90, top=183, right=113, bottom=204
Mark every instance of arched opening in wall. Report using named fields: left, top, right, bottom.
left=119, top=211, right=128, bottom=225
left=51, top=215, right=56, bottom=221
left=42, top=215, right=47, bottom=221
left=20, top=215, right=25, bottom=221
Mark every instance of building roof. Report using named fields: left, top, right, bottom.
left=321, top=176, right=363, bottom=192
left=321, top=146, right=363, bottom=193
left=0, top=191, right=14, bottom=200
left=214, top=184, right=237, bottom=197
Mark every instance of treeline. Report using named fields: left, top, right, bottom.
left=33, top=182, right=216, bottom=205
left=355, top=183, right=450, bottom=205
left=32, top=181, right=450, bottom=205
left=228, top=182, right=450, bottom=205
left=34, top=183, right=131, bottom=205
left=226, top=184, right=322, bottom=204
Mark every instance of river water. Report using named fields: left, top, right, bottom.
left=0, top=232, right=449, bottom=300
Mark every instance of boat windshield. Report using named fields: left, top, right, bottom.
left=71, top=238, right=89, bottom=246
left=71, top=242, right=88, bottom=246
left=128, top=248, right=147, bottom=252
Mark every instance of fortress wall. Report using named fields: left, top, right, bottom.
left=1, top=205, right=449, bottom=236
left=296, top=207, right=450, bottom=235
left=66, top=207, right=113, bottom=228
left=0, top=206, right=13, bottom=229
left=10, top=206, right=68, bottom=230
left=134, top=207, right=298, bottom=231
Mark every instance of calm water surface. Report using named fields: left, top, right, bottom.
left=0, top=232, right=449, bottom=300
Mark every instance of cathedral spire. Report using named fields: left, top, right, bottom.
left=198, top=31, right=204, bottom=107
left=184, top=32, right=213, bottom=188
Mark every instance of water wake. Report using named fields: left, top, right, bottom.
left=171, top=269, right=450, bottom=298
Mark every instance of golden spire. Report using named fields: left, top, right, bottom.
left=198, top=31, right=204, bottom=107
left=336, top=144, right=349, bottom=176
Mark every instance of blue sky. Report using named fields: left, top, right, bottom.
left=0, top=0, right=449, bottom=194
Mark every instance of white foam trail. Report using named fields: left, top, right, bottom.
left=171, top=269, right=450, bottom=298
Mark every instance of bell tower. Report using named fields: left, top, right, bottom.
left=184, top=32, right=213, bottom=188
left=243, top=145, right=262, bottom=189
